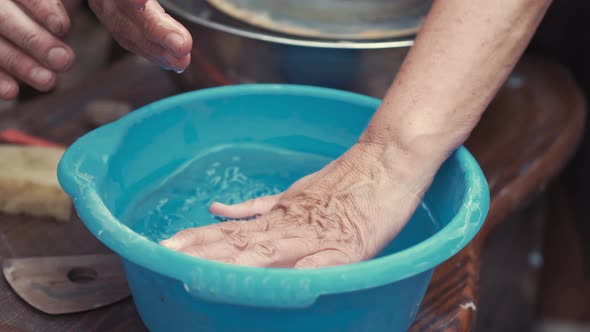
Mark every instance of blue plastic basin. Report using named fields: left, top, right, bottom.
left=57, top=84, right=489, bottom=332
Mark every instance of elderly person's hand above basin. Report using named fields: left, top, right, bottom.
left=88, top=0, right=192, bottom=72
left=0, top=0, right=75, bottom=100
left=0, top=0, right=192, bottom=101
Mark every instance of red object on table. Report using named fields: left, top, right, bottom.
left=0, top=128, right=66, bottom=148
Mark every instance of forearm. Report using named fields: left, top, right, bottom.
left=361, top=0, right=551, bottom=170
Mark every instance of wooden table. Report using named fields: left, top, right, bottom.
left=0, top=55, right=585, bottom=331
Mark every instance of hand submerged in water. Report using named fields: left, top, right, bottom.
left=161, top=143, right=435, bottom=268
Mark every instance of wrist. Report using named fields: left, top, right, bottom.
left=357, top=131, right=455, bottom=175
left=359, top=110, right=474, bottom=169
left=345, top=141, right=439, bottom=200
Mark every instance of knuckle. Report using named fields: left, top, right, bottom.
left=27, top=0, right=44, bottom=12
left=253, top=241, right=278, bottom=258
left=219, top=221, right=241, bottom=236
left=143, top=20, right=165, bottom=39
left=20, top=32, right=42, bottom=51
left=3, top=53, right=29, bottom=78
left=258, top=218, right=270, bottom=232
left=97, top=3, right=130, bottom=35
left=226, top=234, right=253, bottom=251
left=281, top=191, right=367, bottom=248
left=272, top=201, right=289, bottom=216
left=4, top=54, right=20, bottom=75
left=283, top=192, right=326, bottom=218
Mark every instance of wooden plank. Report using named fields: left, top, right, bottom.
left=536, top=180, right=590, bottom=322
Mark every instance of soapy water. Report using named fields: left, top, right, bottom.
left=123, top=143, right=439, bottom=253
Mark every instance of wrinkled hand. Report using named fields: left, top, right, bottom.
left=0, top=0, right=75, bottom=100
left=161, top=144, right=433, bottom=268
left=89, top=0, right=192, bottom=73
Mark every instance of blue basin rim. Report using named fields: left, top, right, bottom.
left=57, top=84, right=490, bottom=308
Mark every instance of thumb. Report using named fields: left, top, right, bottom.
left=210, top=193, right=283, bottom=219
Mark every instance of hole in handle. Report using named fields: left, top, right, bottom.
left=67, top=267, right=98, bottom=283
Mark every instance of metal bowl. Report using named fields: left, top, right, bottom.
left=204, top=0, right=431, bottom=40
left=160, top=0, right=421, bottom=97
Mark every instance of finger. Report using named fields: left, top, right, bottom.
left=222, top=238, right=320, bottom=268
left=294, top=249, right=353, bottom=269
left=121, top=0, right=192, bottom=57
left=0, top=70, right=19, bottom=100
left=209, top=194, right=283, bottom=219
left=176, top=230, right=284, bottom=260
left=15, top=0, right=71, bottom=36
left=0, top=37, right=56, bottom=92
left=160, top=216, right=272, bottom=250
left=91, top=1, right=189, bottom=71
left=0, top=1, right=75, bottom=71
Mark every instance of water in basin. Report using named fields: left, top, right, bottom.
left=122, top=143, right=440, bottom=257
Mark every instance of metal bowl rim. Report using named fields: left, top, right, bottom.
left=160, top=0, right=415, bottom=49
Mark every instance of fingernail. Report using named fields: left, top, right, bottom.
left=47, top=47, right=71, bottom=70
left=159, top=239, right=175, bottom=248
left=164, top=33, right=184, bottom=53
left=30, top=67, right=54, bottom=85
left=46, top=15, right=63, bottom=36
